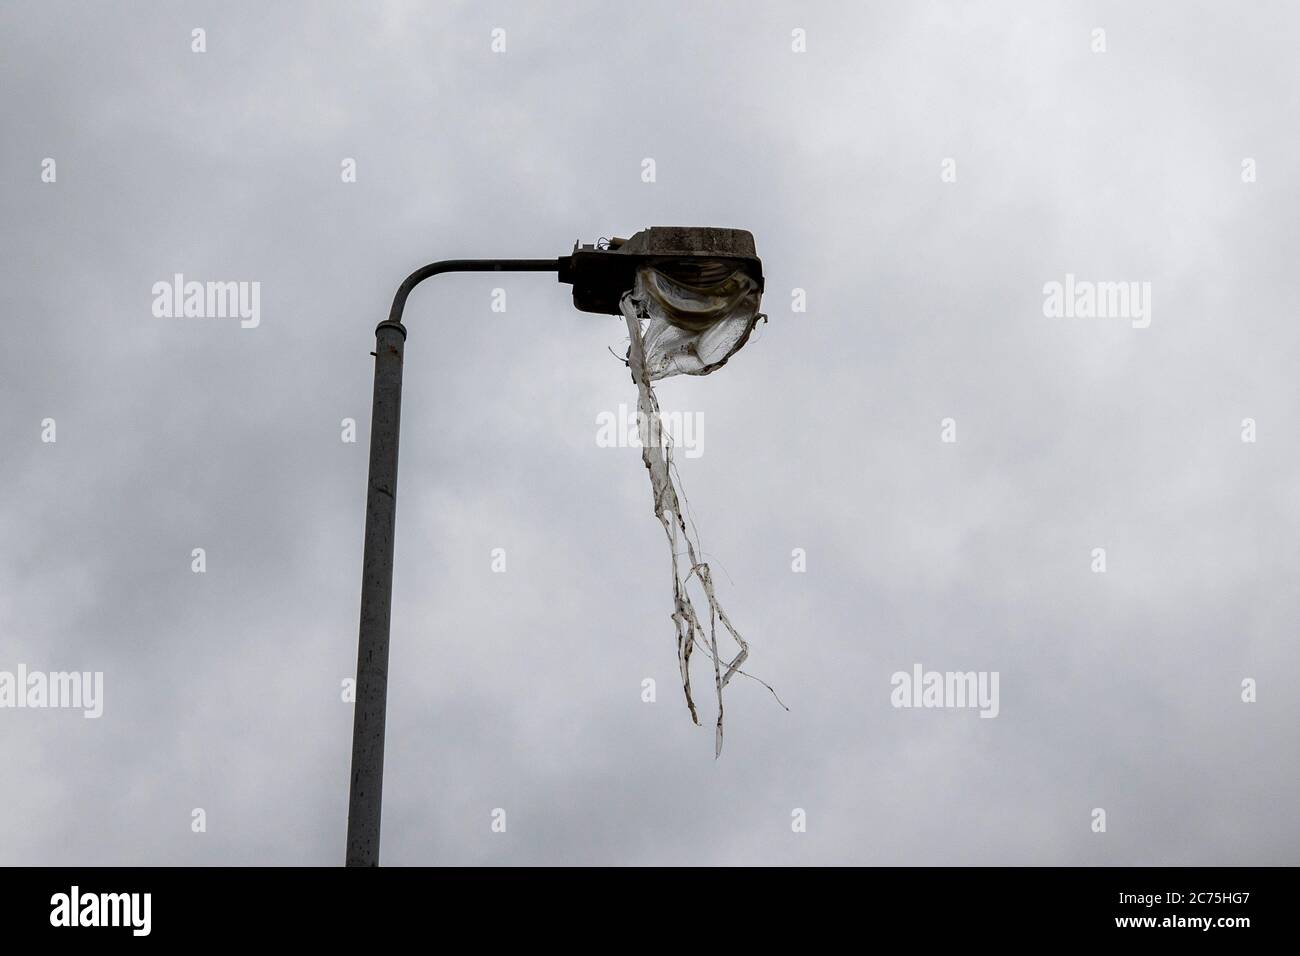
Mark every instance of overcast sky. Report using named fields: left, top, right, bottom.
left=2, top=0, right=1297, bottom=865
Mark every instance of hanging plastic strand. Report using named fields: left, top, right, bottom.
left=621, top=281, right=758, bottom=756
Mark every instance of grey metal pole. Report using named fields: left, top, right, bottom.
left=345, top=258, right=562, bottom=867
left=346, top=319, right=406, bottom=866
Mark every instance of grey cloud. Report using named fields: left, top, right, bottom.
left=1, top=0, right=1296, bottom=865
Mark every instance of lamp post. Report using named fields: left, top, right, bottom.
left=345, top=228, right=764, bottom=866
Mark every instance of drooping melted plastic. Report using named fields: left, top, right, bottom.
left=629, top=262, right=763, bottom=380
left=618, top=267, right=781, bottom=755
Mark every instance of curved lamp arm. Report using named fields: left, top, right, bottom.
left=387, top=258, right=565, bottom=325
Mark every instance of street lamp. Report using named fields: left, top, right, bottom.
left=345, top=227, right=764, bottom=867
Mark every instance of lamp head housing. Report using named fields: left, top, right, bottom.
left=559, top=226, right=764, bottom=316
